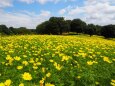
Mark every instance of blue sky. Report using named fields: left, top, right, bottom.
left=0, top=0, right=115, bottom=29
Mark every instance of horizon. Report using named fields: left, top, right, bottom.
left=0, top=0, right=115, bottom=29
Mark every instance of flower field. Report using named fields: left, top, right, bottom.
left=0, top=35, right=115, bottom=86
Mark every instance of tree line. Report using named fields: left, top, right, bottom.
left=0, top=17, right=115, bottom=38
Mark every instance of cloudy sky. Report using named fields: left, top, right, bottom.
left=0, top=0, right=115, bottom=29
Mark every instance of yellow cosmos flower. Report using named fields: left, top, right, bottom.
left=29, top=58, right=34, bottom=63
left=49, top=59, right=54, bottom=62
left=14, top=56, right=21, bottom=61
left=17, top=66, right=23, bottom=70
left=33, top=66, right=38, bottom=70
left=42, top=67, right=45, bottom=73
left=103, top=57, right=111, bottom=63
left=22, top=61, right=28, bottom=66
left=6, top=55, right=11, bottom=60
left=112, top=59, right=115, bottom=61
left=61, top=56, right=70, bottom=61
left=111, top=79, right=115, bottom=86
left=95, top=82, right=99, bottom=85
left=87, top=61, right=93, bottom=65
left=9, top=50, right=14, bottom=53
left=23, top=55, right=27, bottom=58
left=0, top=83, right=5, bottom=86
left=4, top=79, right=12, bottom=86
left=46, top=73, right=51, bottom=77
left=39, top=80, right=44, bottom=86
left=45, top=83, right=55, bottom=86
left=36, top=62, right=41, bottom=65
left=54, top=62, right=62, bottom=70
left=22, top=72, right=32, bottom=81
left=39, top=80, right=44, bottom=84
left=19, top=83, right=24, bottom=86
left=76, top=76, right=81, bottom=79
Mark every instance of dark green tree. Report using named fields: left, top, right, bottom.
left=95, top=25, right=102, bottom=35
left=36, top=21, right=50, bottom=34
left=101, top=25, right=115, bottom=38
left=36, top=17, right=69, bottom=35
left=84, top=24, right=95, bottom=37
left=0, top=25, right=10, bottom=35
left=9, top=27, right=18, bottom=35
left=17, top=27, right=31, bottom=35
left=49, top=17, right=66, bottom=35
left=65, top=20, right=71, bottom=33
left=70, top=19, right=86, bottom=33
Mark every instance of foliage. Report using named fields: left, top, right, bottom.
left=101, top=25, right=115, bottom=38
left=0, top=35, right=115, bottom=86
left=84, top=24, right=96, bottom=36
left=70, top=19, right=86, bottom=33
left=36, top=17, right=69, bottom=35
left=0, top=25, right=10, bottom=35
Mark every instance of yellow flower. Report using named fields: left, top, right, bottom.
left=42, top=67, right=45, bottom=73
left=39, top=80, right=44, bottom=84
left=4, top=79, right=12, bottom=86
left=39, top=80, right=44, bottom=86
left=9, top=50, right=14, bottom=53
left=33, top=66, right=38, bottom=70
left=17, top=66, right=23, bottom=70
left=61, top=56, right=70, bottom=61
left=76, top=76, right=81, bottom=79
left=19, top=83, right=24, bottom=86
left=14, top=56, right=21, bottom=61
left=22, top=61, right=28, bottom=66
left=112, top=80, right=115, bottom=83
left=29, top=58, right=34, bottom=63
left=113, top=59, right=115, bottom=61
left=103, top=57, right=111, bottom=63
left=22, top=72, right=32, bottom=81
left=23, top=55, right=27, bottom=58
left=87, top=61, right=93, bottom=65
left=6, top=55, right=12, bottom=60
left=46, top=73, right=51, bottom=77
left=6, top=55, right=14, bottom=65
left=49, top=59, right=54, bottom=62
left=45, top=83, right=55, bottom=86
left=0, top=83, right=5, bottom=86
left=111, top=79, right=115, bottom=86
left=36, top=62, right=41, bottom=65
left=95, top=82, right=99, bottom=85
left=78, top=52, right=87, bottom=58
left=54, top=62, right=62, bottom=70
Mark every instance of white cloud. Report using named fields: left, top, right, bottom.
left=0, top=0, right=13, bottom=8
left=37, top=0, right=53, bottom=4
left=0, top=10, right=51, bottom=29
left=19, top=0, right=75, bottom=4
left=19, top=0, right=34, bottom=4
left=59, top=0, right=115, bottom=25
left=59, top=9, right=66, bottom=15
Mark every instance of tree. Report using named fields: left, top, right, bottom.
left=0, top=25, right=10, bottom=35
left=9, top=27, right=18, bottom=35
left=101, top=25, right=115, bottom=38
left=17, top=27, right=31, bottom=35
left=70, top=19, right=86, bottom=33
left=84, top=24, right=95, bottom=36
left=36, top=17, right=69, bottom=35
left=36, top=21, right=50, bottom=34
left=95, top=25, right=102, bottom=35
left=65, top=20, right=71, bottom=33
left=45, top=21, right=59, bottom=35
left=49, top=17, right=66, bottom=35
